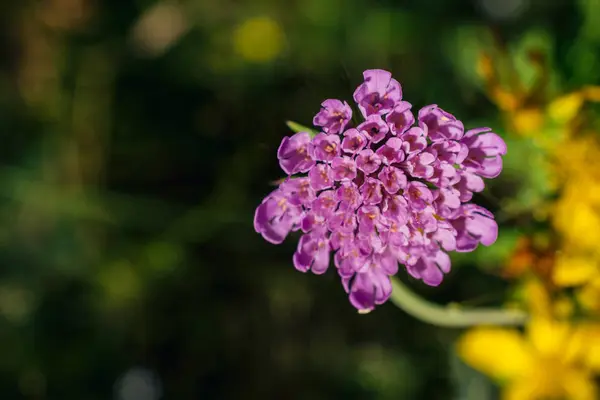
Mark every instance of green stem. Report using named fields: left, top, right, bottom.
left=389, top=277, right=528, bottom=328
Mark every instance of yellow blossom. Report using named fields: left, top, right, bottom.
left=548, top=138, right=600, bottom=265
left=511, top=108, right=545, bottom=136
left=553, top=253, right=598, bottom=287
left=578, top=275, right=600, bottom=314
left=459, top=280, right=600, bottom=400
left=547, top=92, right=585, bottom=124
left=458, top=318, right=599, bottom=400
left=567, top=324, right=600, bottom=373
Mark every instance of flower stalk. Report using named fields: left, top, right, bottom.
left=389, top=277, right=528, bottom=327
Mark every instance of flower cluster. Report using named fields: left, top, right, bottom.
left=254, top=69, right=506, bottom=312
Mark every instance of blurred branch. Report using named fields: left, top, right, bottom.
left=390, top=278, right=528, bottom=328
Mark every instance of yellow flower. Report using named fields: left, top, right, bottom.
left=550, top=136, right=600, bottom=182
left=553, top=253, right=598, bottom=287
left=458, top=318, right=600, bottom=400
left=511, top=108, right=545, bottom=136
left=568, top=324, right=600, bottom=373
left=577, top=275, right=600, bottom=314
left=477, top=44, right=600, bottom=144
left=547, top=92, right=585, bottom=125
left=458, top=281, right=600, bottom=400
left=552, top=174, right=600, bottom=256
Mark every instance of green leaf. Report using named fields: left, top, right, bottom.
left=285, top=120, right=318, bottom=137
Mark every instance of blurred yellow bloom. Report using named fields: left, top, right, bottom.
left=511, top=108, right=544, bottom=136
left=459, top=328, right=535, bottom=382
left=547, top=92, right=585, bottom=124
left=551, top=138, right=600, bottom=262
left=520, top=279, right=557, bottom=318
left=468, top=43, right=600, bottom=400
left=233, top=16, right=285, bottom=63
left=550, top=136, right=600, bottom=182
left=458, top=318, right=599, bottom=400
left=553, top=253, right=598, bottom=287
left=492, top=87, right=521, bottom=113
left=577, top=275, right=600, bottom=314
left=568, top=324, right=600, bottom=373
left=459, top=279, right=600, bottom=399
left=477, top=45, right=600, bottom=141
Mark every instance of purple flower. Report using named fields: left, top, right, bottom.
left=418, top=105, right=464, bottom=142
left=330, top=230, right=354, bottom=253
left=406, top=150, right=436, bottom=179
left=357, top=114, right=389, bottom=143
left=331, top=156, right=357, bottom=181
left=358, top=205, right=381, bottom=230
left=293, top=230, right=330, bottom=274
left=433, top=187, right=461, bottom=218
left=432, top=220, right=457, bottom=252
left=376, top=137, right=405, bottom=165
left=342, top=252, right=398, bottom=312
left=461, top=128, right=507, bottom=178
left=301, top=212, right=324, bottom=233
left=308, top=163, right=334, bottom=191
left=431, top=140, right=468, bottom=164
left=356, top=149, right=382, bottom=174
left=429, top=162, right=459, bottom=188
left=360, top=178, right=384, bottom=205
left=279, top=177, right=315, bottom=207
left=277, top=132, right=315, bottom=175
left=452, top=204, right=498, bottom=252
left=405, top=181, right=433, bottom=210
left=341, top=128, right=368, bottom=155
left=311, top=190, right=338, bottom=217
left=353, top=69, right=402, bottom=118
left=313, top=99, right=353, bottom=134
left=401, top=127, right=428, bottom=156
left=378, top=166, right=407, bottom=194
left=336, top=182, right=362, bottom=211
left=386, top=101, right=415, bottom=136
left=310, top=133, right=341, bottom=162
left=328, top=210, right=357, bottom=233
left=453, top=170, right=485, bottom=202
left=410, top=206, right=438, bottom=234
left=406, top=250, right=451, bottom=286
left=381, top=195, right=409, bottom=225
left=255, top=68, right=507, bottom=312
left=254, top=189, right=302, bottom=244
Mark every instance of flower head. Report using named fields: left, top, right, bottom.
left=255, top=69, right=506, bottom=312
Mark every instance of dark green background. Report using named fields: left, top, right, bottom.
left=0, top=0, right=594, bottom=398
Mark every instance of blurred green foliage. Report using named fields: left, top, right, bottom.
left=0, top=0, right=596, bottom=399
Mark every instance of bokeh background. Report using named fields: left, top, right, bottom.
left=1, top=0, right=599, bottom=399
